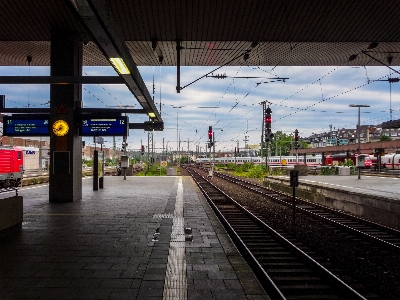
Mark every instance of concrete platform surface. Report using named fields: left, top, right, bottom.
left=298, top=174, right=400, bottom=200
left=0, top=176, right=269, bottom=300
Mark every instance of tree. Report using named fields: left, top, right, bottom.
left=270, top=131, right=293, bottom=156
left=269, top=131, right=309, bottom=156
left=380, top=134, right=391, bottom=141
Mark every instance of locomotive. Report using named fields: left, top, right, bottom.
left=0, top=146, right=24, bottom=188
left=324, top=153, right=372, bottom=168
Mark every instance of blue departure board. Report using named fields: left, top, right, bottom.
left=3, top=115, right=50, bottom=136
left=80, top=116, right=128, bottom=136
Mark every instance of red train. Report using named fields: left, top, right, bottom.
left=325, top=153, right=372, bottom=168
left=0, top=146, right=24, bottom=188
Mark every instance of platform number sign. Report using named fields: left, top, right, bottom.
left=80, top=116, right=128, bottom=136
left=3, top=115, right=50, bottom=136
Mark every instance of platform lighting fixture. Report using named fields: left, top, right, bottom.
left=348, top=54, right=357, bottom=62
left=367, top=42, right=379, bottom=49
left=109, top=58, right=131, bottom=75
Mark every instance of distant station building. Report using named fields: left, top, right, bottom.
left=307, top=125, right=400, bottom=148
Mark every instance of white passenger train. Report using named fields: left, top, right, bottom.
left=370, top=153, right=400, bottom=170
left=195, top=155, right=323, bottom=167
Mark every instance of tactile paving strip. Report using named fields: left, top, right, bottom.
left=163, top=178, right=187, bottom=299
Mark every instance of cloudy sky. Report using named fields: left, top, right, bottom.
left=0, top=64, right=399, bottom=154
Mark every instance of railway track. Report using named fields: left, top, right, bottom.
left=187, top=167, right=367, bottom=300
left=0, top=187, right=19, bottom=195
left=208, top=168, right=400, bottom=253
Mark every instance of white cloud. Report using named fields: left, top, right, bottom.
left=1, top=65, right=399, bottom=151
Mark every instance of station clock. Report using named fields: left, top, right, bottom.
left=52, top=119, right=69, bottom=137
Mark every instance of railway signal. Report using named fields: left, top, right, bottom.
left=265, top=107, right=272, bottom=132
left=141, top=145, right=145, bottom=155
left=208, top=126, right=214, bottom=148
left=265, top=106, right=274, bottom=142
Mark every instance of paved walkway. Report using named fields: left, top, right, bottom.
left=298, top=174, right=400, bottom=200
left=0, top=176, right=269, bottom=300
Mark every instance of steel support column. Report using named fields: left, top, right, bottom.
left=49, top=33, right=82, bottom=202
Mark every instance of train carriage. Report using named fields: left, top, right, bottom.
left=325, top=153, right=372, bottom=168
left=0, top=146, right=24, bottom=187
left=370, top=153, right=400, bottom=170
left=196, top=153, right=375, bottom=169
left=195, top=155, right=323, bottom=167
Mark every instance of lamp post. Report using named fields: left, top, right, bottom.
left=349, top=104, right=370, bottom=179
left=173, top=106, right=184, bottom=164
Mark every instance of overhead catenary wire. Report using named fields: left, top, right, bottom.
left=83, top=71, right=124, bottom=107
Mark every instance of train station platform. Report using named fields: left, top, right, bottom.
left=265, top=174, right=400, bottom=229
left=300, top=174, right=400, bottom=200
left=0, top=176, right=269, bottom=300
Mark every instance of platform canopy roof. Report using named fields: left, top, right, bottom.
left=1, top=0, right=400, bottom=67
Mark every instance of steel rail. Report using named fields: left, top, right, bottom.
left=212, top=169, right=400, bottom=252
left=188, top=167, right=367, bottom=300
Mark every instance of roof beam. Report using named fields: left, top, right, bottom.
left=68, top=0, right=162, bottom=122
left=0, top=108, right=146, bottom=114
left=0, top=76, right=124, bottom=84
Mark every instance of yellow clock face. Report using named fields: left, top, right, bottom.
left=53, top=120, right=69, bottom=136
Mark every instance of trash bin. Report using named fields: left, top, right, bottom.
left=338, top=166, right=350, bottom=175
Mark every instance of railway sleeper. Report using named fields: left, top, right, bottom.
left=273, top=276, right=324, bottom=284
left=230, top=222, right=259, bottom=232
left=213, top=205, right=236, bottom=211
left=253, top=251, right=294, bottom=257
left=228, top=220, right=260, bottom=224
left=236, top=234, right=268, bottom=239
left=279, top=284, right=337, bottom=296
left=260, top=257, right=305, bottom=263
left=238, top=232, right=268, bottom=237
left=212, top=199, right=233, bottom=204
left=246, top=243, right=283, bottom=249
left=223, top=218, right=250, bottom=224
left=267, top=268, right=314, bottom=275
left=236, top=232, right=268, bottom=237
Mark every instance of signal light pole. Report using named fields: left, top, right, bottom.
left=294, top=129, right=299, bottom=163
left=264, top=106, right=273, bottom=171
left=349, top=104, right=370, bottom=179
left=207, top=126, right=215, bottom=178
left=208, top=126, right=213, bottom=145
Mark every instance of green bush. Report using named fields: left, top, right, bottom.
left=235, top=165, right=244, bottom=173
left=269, top=167, right=286, bottom=176
left=320, top=166, right=338, bottom=175
left=242, top=162, right=254, bottom=171
left=248, top=165, right=268, bottom=178
left=227, top=163, right=237, bottom=170
left=339, top=159, right=354, bottom=167
left=349, top=166, right=356, bottom=175
left=136, top=164, right=167, bottom=176
left=83, top=159, right=93, bottom=167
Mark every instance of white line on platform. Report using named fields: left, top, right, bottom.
left=163, top=177, right=187, bottom=300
